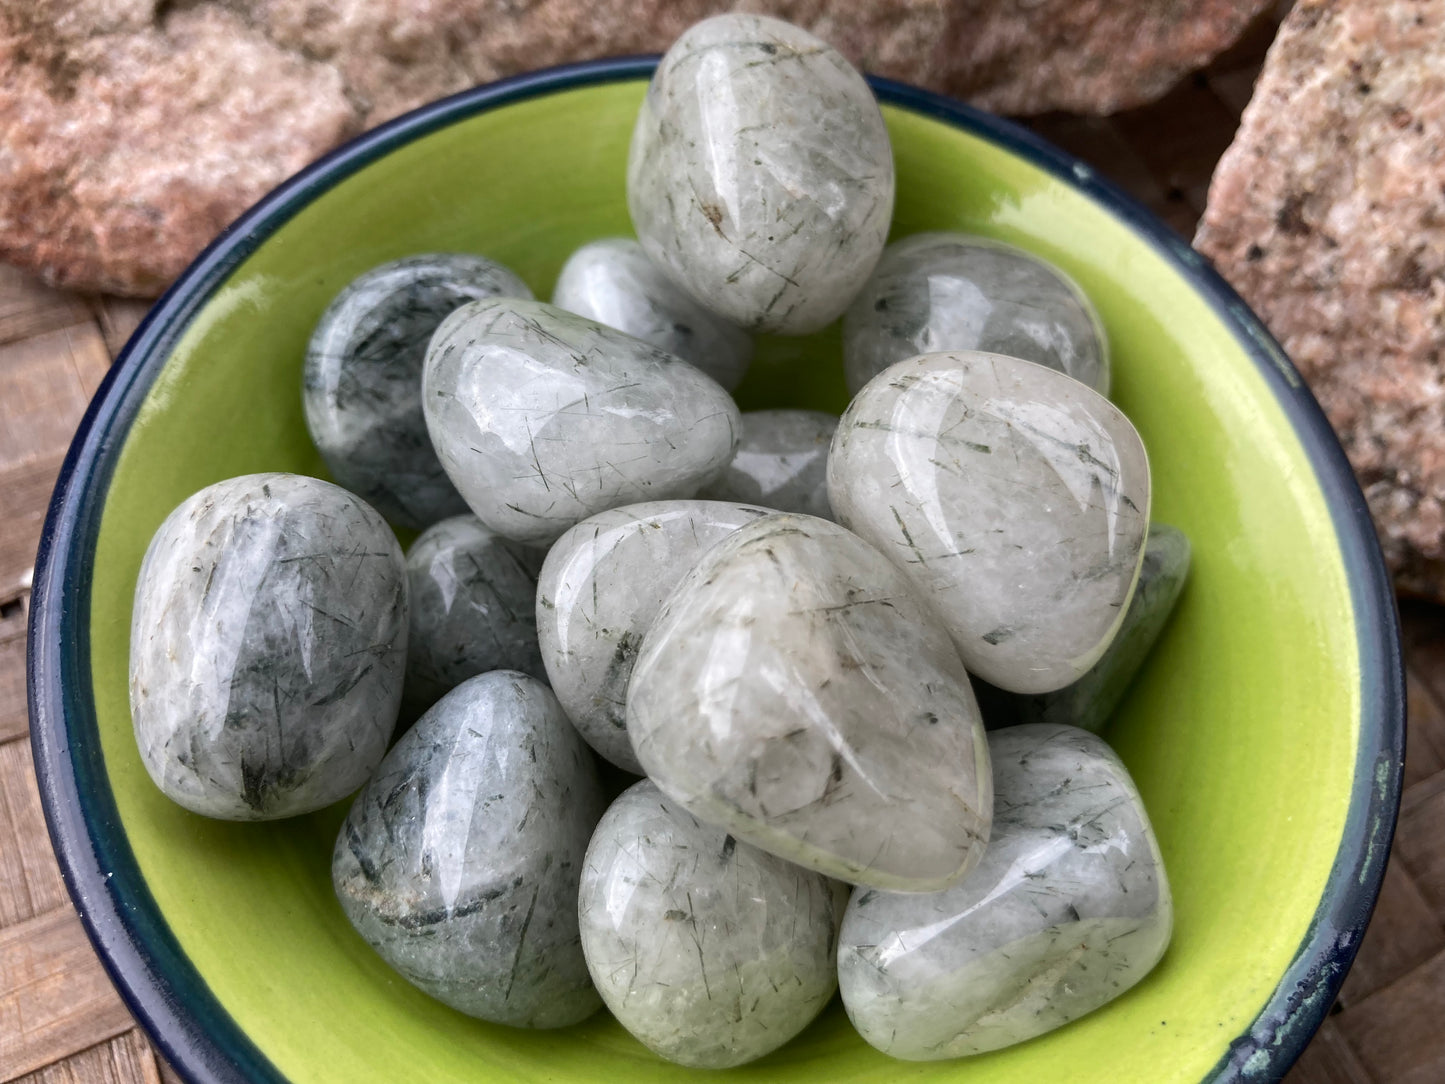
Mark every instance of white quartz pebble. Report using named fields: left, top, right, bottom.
left=697, top=409, right=838, bottom=519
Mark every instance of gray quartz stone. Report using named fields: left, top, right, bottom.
left=129, top=473, right=407, bottom=820
left=697, top=409, right=837, bottom=519
left=536, top=500, right=771, bottom=774
left=333, top=672, right=606, bottom=1028
left=843, top=233, right=1110, bottom=397
left=551, top=238, right=753, bottom=391
left=975, top=524, right=1191, bottom=733
left=303, top=253, right=533, bottom=529
left=828, top=351, right=1150, bottom=695
left=422, top=297, right=741, bottom=545
left=628, top=513, right=992, bottom=892
left=578, top=779, right=841, bottom=1068
left=403, top=515, right=548, bottom=718
left=838, top=724, right=1172, bottom=1060
left=627, top=13, right=895, bottom=335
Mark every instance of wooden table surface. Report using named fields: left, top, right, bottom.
left=3, top=22, right=1444, bottom=1084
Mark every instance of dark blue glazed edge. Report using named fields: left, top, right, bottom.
left=26, top=56, right=1403, bottom=1084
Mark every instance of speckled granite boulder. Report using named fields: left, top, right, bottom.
left=1195, top=0, right=1445, bottom=600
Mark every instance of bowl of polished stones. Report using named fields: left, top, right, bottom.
left=29, top=12, right=1403, bottom=1084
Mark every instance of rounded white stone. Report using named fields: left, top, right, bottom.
left=579, top=779, right=841, bottom=1068
left=333, top=672, right=607, bottom=1028
left=551, top=238, right=753, bottom=390
left=828, top=351, right=1150, bottom=694
left=129, top=473, right=407, bottom=820
left=422, top=297, right=741, bottom=544
left=838, top=724, right=1172, bottom=1060
left=628, top=513, right=992, bottom=891
left=697, top=409, right=838, bottom=519
left=536, top=499, right=772, bottom=774
left=627, top=13, right=895, bottom=334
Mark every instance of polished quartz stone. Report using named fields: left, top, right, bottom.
left=843, top=233, right=1109, bottom=396
left=627, top=13, right=894, bottom=334
left=423, top=297, right=741, bottom=544
left=403, top=515, right=548, bottom=718
left=129, top=473, right=407, bottom=820
left=828, top=351, right=1151, bottom=694
left=536, top=500, right=771, bottom=774
left=975, top=524, right=1191, bottom=733
left=303, top=253, right=533, bottom=530
left=333, top=672, right=606, bottom=1028
left=697, top=409, right=838, bottom=519
left=551, top=238, right=753, bottom=391
left=628, top=513, right=991, bottom=891
left=838, top=724, right=1172, bottom=1060
left=578, top=779, right=841, bottom=1068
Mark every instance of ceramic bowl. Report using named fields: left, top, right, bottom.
left=29, top=57, right=1403, bottom=1084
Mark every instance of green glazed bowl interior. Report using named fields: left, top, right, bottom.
left=28, top=59, right=1402, bottom=1084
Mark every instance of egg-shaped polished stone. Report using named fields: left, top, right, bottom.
left=403, top=515, right=548, bottom=718
left=333, top=672, right=606, bottom=1028
left=697, top=409, right=837, bottom=519
left=579, top=779, right=841, bottom=1068
left=975, top=524, right=1191, bottom=733
left=627, top=13, right=895, bottom=334
left=129, top=473, right=407, bottom=820
left=303, top=253, right=533, bottom=529
left=843, top=233, right=1109, bottom=397
left=423, top=297, right=741, bottom=544
left=551, top=238, right=753, bottom=391
left=628, top=513, right=991, bottom=891
left=537, top=500, right=771, bottom=774
left=828, top=351, right=1150, bottom=695
left=838, top=724, right=1172, bottom=1060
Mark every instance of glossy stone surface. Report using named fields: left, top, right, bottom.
left=838, top=724, right=1172, bottom=1060
left=829, top=351, right=1150, bottom=694
left=627, top=13, right=895, bottom=334
left=551, top=238, right=753, bottom=390
left=129, top=473, right=407, bottom=820
left=333, top=672, right=606, bottom=1028
left=628, top=513, right=992, bottom=891
left=697, top=409, right=837, bottom=519
left=843, top=232, right=1109, bottom=396
left=578, top=780, right=841, bottom=1068
left=403, top=515, right=548, bottom=718
left=976, top=524, right=1191, bottom=733
left=537, top=500, right=771, bottom=774
left=422, top=297, right=741, bottom=544
left=303, top=253, right=533, bottom=529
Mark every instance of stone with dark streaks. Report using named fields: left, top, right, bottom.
left=129, top=472, right=408, bottom=820
left=697, top=409, right=838, bottom=519
left=333, top=671, right=606, bottom=1027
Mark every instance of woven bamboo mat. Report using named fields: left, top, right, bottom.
left=2, top=20, right=1440, bottom=1083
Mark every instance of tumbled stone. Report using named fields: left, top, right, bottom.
left=975, top=524, right=1191, bottom=733
left=551, top=238, right=753, bottom=391
left=628, top=513, right=991, bottom=891
left=838, top=723, right=1172, bottom=1060
left=129, top=473, right=407, bottom=820
left=578, top=779, right=841, bottom=1068
left=828, top=351, right=1150, bottom=695
left=842, top=232, right=1109, bottom=397
left=628, top=13, right=894, bottom=335
left=537, top=500, right=771, bottom=774
left=422, top=297, right=740, bottom=544
left=333, top=672, right=606, bottom=1028
left=697, top=409, right=838, bottom=519
left=303, top=253, right=533, bottom=530
left=403, top=515, right=548, bottom=718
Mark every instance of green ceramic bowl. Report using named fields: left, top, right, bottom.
left=30, top=59, right=1403, bottom=1084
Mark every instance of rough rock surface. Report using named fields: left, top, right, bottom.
left=1195, top=0, right=1445, bottom=599
left=2, top=0, right=1270, bottom=296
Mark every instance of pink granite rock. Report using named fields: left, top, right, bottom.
left=1196, top=0, right=1445, bottom=598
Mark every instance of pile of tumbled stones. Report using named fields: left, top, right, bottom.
left=129, top=12, right=1188, bottom=1068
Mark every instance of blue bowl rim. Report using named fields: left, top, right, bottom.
left=27, top=54, right=1404, bottom=1084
